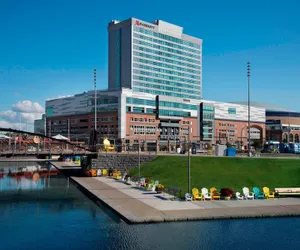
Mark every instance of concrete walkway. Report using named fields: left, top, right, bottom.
left=71, top=177, right=300, bottom=224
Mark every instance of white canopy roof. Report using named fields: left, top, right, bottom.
left=0, top=134, right=10, bottom=139
left=52, top=134, right=69, bottom=140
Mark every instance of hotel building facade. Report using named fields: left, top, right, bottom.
left=44, top=18, right=266, bottom=151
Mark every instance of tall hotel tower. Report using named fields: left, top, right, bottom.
left=107, top=18, right=202, bottom=101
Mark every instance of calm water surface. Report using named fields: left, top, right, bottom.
left=1, top=163, right=300, bottom=250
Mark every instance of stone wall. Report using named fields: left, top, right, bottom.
left=91, top=154, right=156, bottom=173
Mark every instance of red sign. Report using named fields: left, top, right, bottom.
left=134, top=20, right=155, bottom=29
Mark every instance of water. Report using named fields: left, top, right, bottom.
left=1, top=163, right=300, bottom=250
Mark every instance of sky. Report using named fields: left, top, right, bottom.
left=0, top=0, right=300, bottom=131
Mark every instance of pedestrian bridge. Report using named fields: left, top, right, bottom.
left=0, top=127, right=96, bottom=157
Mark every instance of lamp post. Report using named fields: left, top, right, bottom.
left=138, top=138, right=140, bottom=180
left=247, top=62, right=251, bottom=157
left=188, top=125, right=191, bottom=194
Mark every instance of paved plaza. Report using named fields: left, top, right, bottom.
left=71, top=177, right=300, bottom=224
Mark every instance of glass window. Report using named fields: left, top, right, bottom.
left=126, top=97, right=156, bottom=106
left=228, top=108, right=236, bottom=114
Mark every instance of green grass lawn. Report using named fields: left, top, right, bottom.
left=129, top=156, right=300, bottom=194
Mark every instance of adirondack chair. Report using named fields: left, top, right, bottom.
left=185, top=193, right=193, bottom=201
left=253, top=187, right=265, bottom=199
left=210, top=187, right=221, bottom=200
left=147, top=180, right=155, bottom=191
left=242, top=187, right=254, bottom=200
left=201, top=187, right=212, bottom=200
left=150, top=180, right=159, bottom=191
left=263, top=186, right=275, bottom=199
left=102, top=169, right=108, bottom=176
left=192, top=188, right=203, bottom=200
left=236, top=192, right=244, bottom=200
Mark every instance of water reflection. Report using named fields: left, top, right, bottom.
left=0, top=162, right=58, bottom=191
left=1, top=164, right=300, bottom=250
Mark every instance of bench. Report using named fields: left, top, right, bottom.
left=275, top=187, right=300, bottom=196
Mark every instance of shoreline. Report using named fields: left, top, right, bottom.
left=71, top=177, right=300, bottom=224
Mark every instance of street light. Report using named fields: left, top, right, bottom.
left=247, top=62, right=251, bottom=157
left=188, top=125, right=191, bottom=194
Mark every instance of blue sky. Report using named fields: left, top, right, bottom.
left=0, top=0, right=300, bottom=129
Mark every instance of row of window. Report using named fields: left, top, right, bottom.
left=133, top=32, right=200, bottom=54
left=283, top=133, right=300, bottom=143
left=88, top=97, right=118, bottom=105
left=133, top=51, right=201, bottom=69
left=202, top=112, right=214, bottom=120
left=133, top=87, right=200, bottom=100
left=133, top=45, right=200, bottom=65
left=126, top=106, right=156, bottom=114
left=159, top=109, right=191, bottom=117
left=133, top=57, right=200, bottom=75
left=130, top=125, right=157, bottom=135
left=126, top=97, right=156, bottom=107
left=133, top=80, right=201, bottom=96
left=159, top=101, right=197, bottom=111
left=202, top=121, right=214, bottom=127
left=90, top=106, right=118, bottom=112
left=130, top=117, right=156, bottom=123
left=133, top=75, right=201, bottom=93
left=133, top=26, right=201, bottom=49
left=91, top=116, right=116, bottom=122
left=203, top=106, right=214, bottom=111
left=133, top=38, right=200, bottom=59
left=133, top=68, right=200, bottom=84
left=219, top=123, right=236, bottom=127
left=133, top=63, right=200, bottom=80
left=133, top=75, right=200, bottom=92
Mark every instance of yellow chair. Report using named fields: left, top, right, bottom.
left=102, top=169, right=108, bottom=176
left=210, top=187, right=221, bottom=200
left=192, top=188, right=203, bottom=200
left=263, top=186, right=275, bottom=199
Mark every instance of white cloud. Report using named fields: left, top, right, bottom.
left=0, top=100, right=44, bottom=131
left=12, top=100, right=44, bottom=113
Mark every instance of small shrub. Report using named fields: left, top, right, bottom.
left=155, top=184, right=165, bottom=192
left=220, top=188, right=234, bottom=197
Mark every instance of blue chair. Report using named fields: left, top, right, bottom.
left=253, top=187, right=264, bottom=199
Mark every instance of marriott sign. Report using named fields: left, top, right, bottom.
left=135, top=20, right=155, bottom=29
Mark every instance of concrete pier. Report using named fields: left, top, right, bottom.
left=71, top=177, right=300, bottom=224
left=51, top=161, right=81, bottom=170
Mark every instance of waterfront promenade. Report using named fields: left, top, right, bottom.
left=71, top=177, right=300, bottom=224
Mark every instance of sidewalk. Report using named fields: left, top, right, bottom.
left=71, top=177, right=300, bottom=224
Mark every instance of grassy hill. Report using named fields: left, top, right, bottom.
left=129, top=156, right=300, bottom=193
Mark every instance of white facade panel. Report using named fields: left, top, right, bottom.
left=203, top=100, right=265, bottom=123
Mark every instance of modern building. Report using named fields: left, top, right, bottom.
left=45, top=88, right=265, bottom=150
left=233, top=102, right=299, bottom=144
left=34, top=114, right=46, bottom=135
left=211, top=101, right=265, bottom=148
left=108, top=18, right=202, bottom=100
left=266, top=110, right=300, bottom=143
left=44, top=18, right=266, bottom=151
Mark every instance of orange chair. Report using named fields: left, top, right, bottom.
left=210, top=187, right=221, bottom=200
